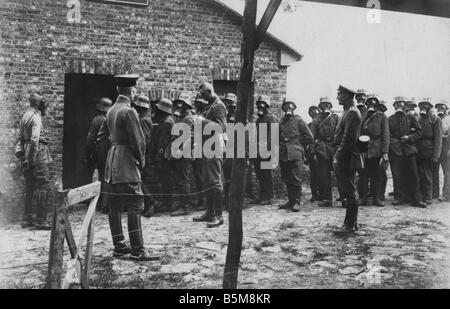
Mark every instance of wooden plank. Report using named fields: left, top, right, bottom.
left=76, top=195, right=99, bottom=257
left=65, top=215, right=78, bottom=259
left=45, top=191, right=68, bottom=289
left=66, top=181, right=101, bottom=206
left=255, top=0, right=282, bottom=49
left=82, top=209, right=96, bottom=289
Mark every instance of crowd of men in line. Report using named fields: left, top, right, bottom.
left=16, top=73, right=450, bottom=260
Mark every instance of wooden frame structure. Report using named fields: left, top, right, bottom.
left=45, top=181, right=101, bottom=289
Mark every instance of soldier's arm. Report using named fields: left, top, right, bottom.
left=125, top=109, right=146, bottom=170
left=204, top=105, right=227, bottom=132
left=29, top=115, right=42, bottom=163
left=86, top=119, right=97, bottom=161
left=381, top=114, right=390, bottom=154
left=340, top=110, right=361, bottom=154
left=407, top=115, right=422, bottom=142
left=298, top=116, right=314, bottom=149
left=433, top=117, right=443, bottom=160
left=158, top=120, right=173, bottom=157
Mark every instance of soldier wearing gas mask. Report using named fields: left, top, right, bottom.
left=435, top=100, right=450, bottom=201
left=310, top=97, right=339, bottom=207
left=355, top=89, right=368, bottom=121
left=388, top=96, right=425, bottom=207
left=170, top=93, right=196, bottom=217
left=307, top=105, right=322, bottom=203
left=405, top=98, right=419, bottom=120
left=132, top=95, right=155, bottom=218
left=251, top=95, right=278, bottom=205
left=416, top=98, right=442, bottom=205
left=152, top=98, right=176, bottom=213
left=18, top=91, right=53, bottom=230
left=222, top=93, right=237, bottom=210
left=376, top=100, right=389, bottom=201
left=278, top=98, right=314, bottom=212
left=357, top=94, right=389, bottom=207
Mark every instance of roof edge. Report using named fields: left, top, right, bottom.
left=210, top=0, right=303, bottom=62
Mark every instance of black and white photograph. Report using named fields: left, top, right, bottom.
left=0, top=0, right=449, bottom=292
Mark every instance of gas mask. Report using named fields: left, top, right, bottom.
left=366, top=100, right=376, bottom=116
left=437, top=110, right=445, bottom=118
left=394, top=102, right=405, bottom=113
left=283, top=103, right=295, bottom=117
left=257, top=103, right=268, bottom=117
left=227, top=106, right=236, bottom=122
left=173, top=101, right=185, bottom=118
left=420, top=108, right=428, bottom=117
left=319, top=104, right=331, bottom=116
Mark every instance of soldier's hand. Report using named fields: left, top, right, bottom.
left=332, top=156, right=338, bottom=171
left=382, top=153, right=389, bottom=162
left=400, top=135, right=409, bottom=143
left=432, top=157, right=439, bottom=163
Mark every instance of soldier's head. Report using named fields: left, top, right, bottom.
left=114, top=74, right=139, bottom=99
left=318, top=97, right=332, bottom=115
left=256, top=95, right=271, bottom=117
left=282, top=98, right=297, bottom=117
left=154, top=98, right=173, bottom=123
left=376, top=100, right=387, bottom=113
left=194, top=95, right=208, bottom=115
left=393, top=96, right=407, bottom=113
left=365, top=94, right=379, bottom=116
left=355, top=89, right=367, bottom=106
left=418, top=98, right=432, bottom=117
left=337, top=85, right=356, bottom=106
left=133, top=95, right=150, bottom=116
left=29, top=92, right=48, bottom=116
left=96, top=97, right=112, bottom=115
left=435, top=100, right=449, bottom=118
left=198, top=82, right=215, bottom=102
left=223, top=93, right=237, bottom=122
left=173, top=93, right=193, bottom=118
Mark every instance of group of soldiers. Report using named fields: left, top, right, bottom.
left=17, top=74, right=450, bottom=259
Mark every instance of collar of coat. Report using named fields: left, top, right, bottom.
left=116, top=95, right=131, bottom=105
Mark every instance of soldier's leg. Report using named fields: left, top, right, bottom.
left=159, top=160, right=174, bottom=212
left=432, top=161, right=440, bottom=199
left=193, top=159, right=205, bottom=209
left=358, top=163, right=369, bottom=205
left=33, top=162, right=52, bottom=229
left=418, top=158, right=433, bottom=203
left=279, top=161, right=292, bottom=209
left=367, top=158, right=382, bottom=205
left=336, top=156, right=358, bottom=230
left=390, top=153, right=404, bottom=203
left=121, top=183, right=145, bottom=255
left=317, top=156, right=332, bottom=205
left=106, top=183, right=128, bottom=255
left=206, top=158, right=224, bottom=228
left=260, top=161, right=274, bottom=201
left=442, top=140, right=450, bottom=200
left=291, top=160, right=304, bottom=211
left=309, top=159, right=320, bottom=202
left=407, top=155, right=424, bottom=205
left=171, top=159, right=191, bottom=216
left=379, top=165, right=387, bottom=201
left=22, top=169, right=34, bottom=227
left=193, top=158, right=216, bottom=222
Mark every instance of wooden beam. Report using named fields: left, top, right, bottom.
left=302, top=0, right=450, bottom=19
left=255, top=0, right=282, bottom=49
left=45, top=191, right=68, bottom=289
left=66, top=181, right=101, bottom=206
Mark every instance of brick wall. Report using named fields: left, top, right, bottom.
left=0, top=0, right=289, bottom=224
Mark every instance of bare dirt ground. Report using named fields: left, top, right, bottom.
left=1, top=190, right=449, bottom=289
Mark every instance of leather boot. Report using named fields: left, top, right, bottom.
left=128, top=213, right=144, bottom=255
left=279, top=186, right=294, bottom=210
left=334, top=198, right=358, bottom=236
left=207, top=191, right=224, bottom=228
left=109, top=205, right=125, bottom=248
left=193, top=191, right=215, bottom=222
left=35, top=190, right=51, bottom=230
left=170, top=199, right=188, bottom=217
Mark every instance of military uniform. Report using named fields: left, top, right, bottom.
left=307, top=105, right=322, bottom=202
left=417, top=107, right=442, bottom=203
left=279, top=106, right=314, bottom=210
left=252, top=95, right=278, bottom=204
left=193, top=94, right=227, bottom=226
left=102, top=93, right=147, bottom=257
left=310, top=110, right=339, bottom=204
left=439, top=109, right=450, bottom=200
left=19, top=104, right=53, bottom=229
left=334, top=102, right=362, bottom=230
left=358, top=104, right=390, bottom=206
left=388, top=109, right=423, bottom=205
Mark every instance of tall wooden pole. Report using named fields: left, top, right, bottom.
left=223, top=0, right=257, bottom=290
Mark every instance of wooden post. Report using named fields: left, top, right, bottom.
left=45, top=190, right=68, bottom=289
left=82, top=201, right=96, bottom=289
left=223, top=0, right=257, bottom=290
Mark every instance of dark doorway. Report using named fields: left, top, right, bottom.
left=63, top=74, right=117, bottom=190
left=213, top=80, right=255, bottom=121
